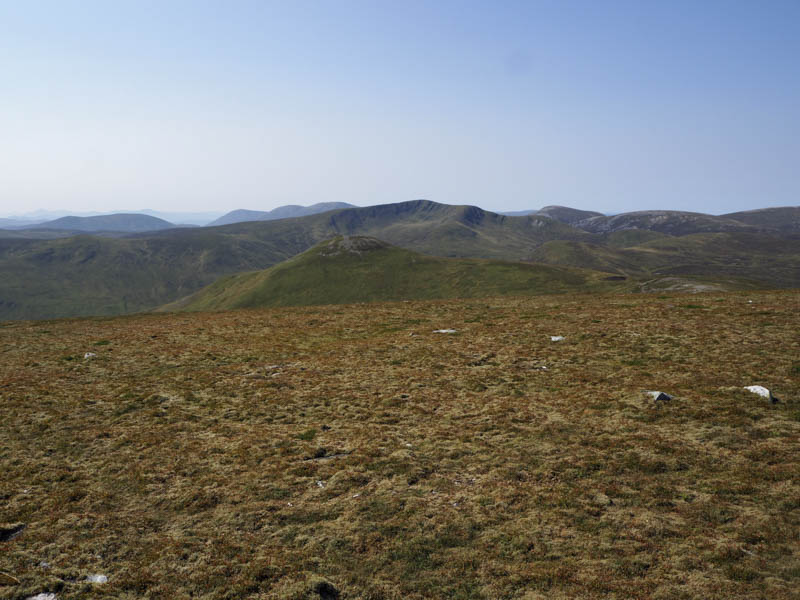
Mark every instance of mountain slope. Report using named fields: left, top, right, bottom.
left=575, top=210, right=761, bottom=235
left=721, top=206, right=800, bottom=233
left=536, top=205, right=604, bottom=224
left=164, top=236, right=630, bottom=312
left=208, top=202, right=356, bottom=226
left=0, top=234, right=279, bottom=320
left=530, top=232, right=800, bottom=289
left=25, top=213, right=178, bottom=232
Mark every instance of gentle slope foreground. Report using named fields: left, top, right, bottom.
left=1, top=290, right=798, bottom=598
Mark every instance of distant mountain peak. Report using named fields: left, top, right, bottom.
left=22, top=213, right=177, bottom=233
left=209, top=202, right=356, bottom=226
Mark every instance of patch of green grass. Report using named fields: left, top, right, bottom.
left=297, top=428, right=317, bottom=441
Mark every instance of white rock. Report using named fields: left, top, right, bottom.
left=550, top=336, right=564, bottom=342
left=646, top=391, right=672, bottom=402
left=27, top=594, right=58, bottom=600
left=433, top=329, right=457, bottom=334
left=316, top=480, right=325, bottom=488
left=86, top=574, right=107, bottom=583
left=83, top=352, right=96, bottom=359
left=744, top=385, right=776, bottom=402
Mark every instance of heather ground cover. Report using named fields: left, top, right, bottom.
left=2, top=290, right=798, bottom=599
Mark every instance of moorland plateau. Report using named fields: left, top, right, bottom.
left=1, top=290, right=798, bottom=599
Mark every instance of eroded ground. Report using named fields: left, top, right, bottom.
left=2, top=291, right=799, bottom=599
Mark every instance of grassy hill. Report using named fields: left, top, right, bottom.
left=165, top=236, right=631, bottom=312
left=2, top=290, right=798, bottom=599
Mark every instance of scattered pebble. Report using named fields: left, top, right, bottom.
left=86, top=574, right=107, bottom=584
left=646, top=391, right=673, bottom=402
left=433, top=329, right=457, bottom=334
left=83, top=352, right=96, bottom=359
left=744, top=385, right=778, bottom=403
left=550, top=336, right=564, bottom=342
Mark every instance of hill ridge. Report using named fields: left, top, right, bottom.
left=163, top=235, right=629, bottom=312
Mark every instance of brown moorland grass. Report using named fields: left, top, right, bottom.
left=1, top=290, right=799, bottom=599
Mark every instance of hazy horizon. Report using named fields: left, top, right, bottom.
left=3, top=199, right=798, bottom=224
left=2, top=1, right=798, bottom=216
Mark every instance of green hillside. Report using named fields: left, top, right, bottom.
left=165, top=236, right=631, bottom=312
left=530, top=232, right=800, bottom=289
left=0, top=234, right=280, bottom=320
left=721, top=206, right=800, bottom=233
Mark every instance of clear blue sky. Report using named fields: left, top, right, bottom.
left=1, top=0, right=798, bottom=215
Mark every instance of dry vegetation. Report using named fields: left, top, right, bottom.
left=2, top=290, right=799, bottom=599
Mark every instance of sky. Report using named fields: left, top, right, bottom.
left=1, top=0, right=798, bottom=217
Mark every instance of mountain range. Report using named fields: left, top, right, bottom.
left=0, top=200, right=797, bottom=320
